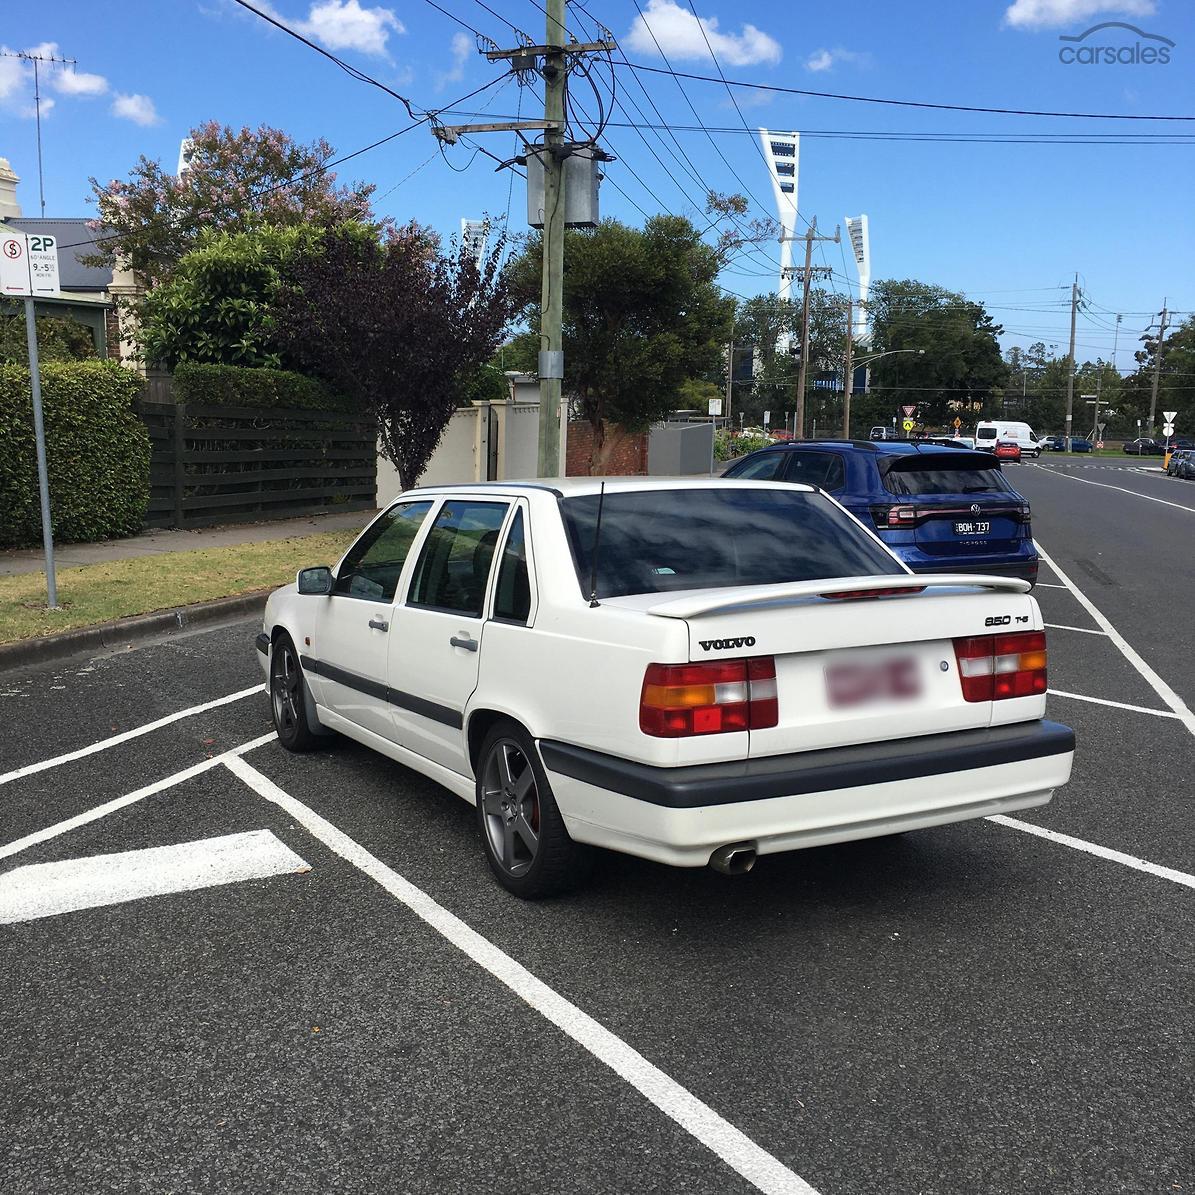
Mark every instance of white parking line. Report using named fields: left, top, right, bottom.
left=1033, top=465, right=1195, bottom=513
left=1048, top=690, right=1181, bottom=719
left=1035, top=544, right=1195, bottom=737
left=1044, top=623, right=1107, bottom=636
left=0, top=829, right=309, bottom=924
left=988, top=816, right=1195, bottom=892
left=1035, top=583, right=1068, bottom=589
left=225, top=753, right=819, bottom=1195
left=0, top=733, right=275, bottom=863
left=0, top=684, right=263, bottom=788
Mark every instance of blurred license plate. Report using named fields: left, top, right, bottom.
left=954, top=520, right=990, bottom=535
left=825, top=655, right=923, bottom=708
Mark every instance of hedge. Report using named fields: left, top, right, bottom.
left=172, top=362, right=358, bottom=412
left=0, top=361, right=150, bottom=547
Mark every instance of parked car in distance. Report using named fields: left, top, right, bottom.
left=258, top=478, right=1073, bottom=897
left=1160, top=436, right=1194, bottom=454
left=1178, top=453, right=1195, bottom=481
left=723, top=439, right=1038, bottom=583
left=1166, top=448, right=1193, bottom=476
left=869, top=425, right=894, bottom=440
left=1069, top=437, right=1094, bottom=453
left=1041, top=435, right=1067, bottom=452
left=994, top=440, right=1022, bottom=462
left=1123, top=437, right=1160, bottom=456
left=976, top=420, right=1043, bottom=458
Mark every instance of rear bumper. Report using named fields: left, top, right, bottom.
left=540, top=720, right=1074, bottom=867
left=907, top=557, right=1039, bottom=584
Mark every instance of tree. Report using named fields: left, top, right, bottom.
left=271, top=226, right=514, bottom=490
left=138, top=225, right=313, bottom=369
left=1121, top=314, right=1195, bottom=434
left=864, top=279, right=1008, bottom=429
left=88, top=121, right=382, bottom=285
left=506, top=216, right=734, bottom=472
left=1, top=306, right=96, bottom=364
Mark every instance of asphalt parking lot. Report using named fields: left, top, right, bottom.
left=1, top=462, right=1192, bottom=1195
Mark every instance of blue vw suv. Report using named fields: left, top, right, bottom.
left=723, top=440, right=1038, bottom=584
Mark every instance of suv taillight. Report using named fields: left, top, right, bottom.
left=872, top=505, right=917, bottom=530
left=953, top=631, right=1047, bottom=701
left=640, top=658, right=778, bottom=737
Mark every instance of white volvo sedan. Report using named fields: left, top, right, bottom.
left=256, top=479, right=1074, bottom=897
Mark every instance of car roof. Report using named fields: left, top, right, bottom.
left=746, top=439, right=988, bottom=461
left=403, top=477, right=820, bottom=499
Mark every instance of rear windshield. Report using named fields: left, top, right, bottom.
left=561, top=488, right=901, bottom=599
left=976, top=427, right=997, bottom=440
left=883, top=457, right=1012, bottom=497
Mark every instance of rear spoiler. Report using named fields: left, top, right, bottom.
left=646, top=574, right=1031, bottom=619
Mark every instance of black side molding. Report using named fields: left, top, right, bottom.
left=300, top=654, right=463, bottom=729
left=255, top=633, right=270, bottom=656
left=540, top=720, right=1075, bottom=809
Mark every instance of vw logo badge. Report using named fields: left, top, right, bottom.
left=970, top=503, right=982, bottom=514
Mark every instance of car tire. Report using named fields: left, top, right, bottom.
left=270, top=633, right=323, bottom=752
left=476, top=719, right=593, bottom=898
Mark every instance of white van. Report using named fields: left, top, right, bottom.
left=975, top=421, right=1042, bottom=457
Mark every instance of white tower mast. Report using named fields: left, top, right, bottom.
left=844, top=214, right=871, bottom=345
left=758, top=130, right=800, bottom=352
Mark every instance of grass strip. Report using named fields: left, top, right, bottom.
left=0, top=530, right=357, bottom=645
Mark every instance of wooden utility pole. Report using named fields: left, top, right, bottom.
left=1148, top=300, right=1169, bottom=436
left=841, top=299, right=854, bottom=439
left=793, top=218, right=839, bottom=439
left=1064, top=272, right=1078, bottom=452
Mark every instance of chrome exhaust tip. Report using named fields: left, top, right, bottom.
left=709, top=842, right=757, bottom=876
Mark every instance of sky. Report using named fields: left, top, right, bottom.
left=1, top=0, right=1192, bottom=367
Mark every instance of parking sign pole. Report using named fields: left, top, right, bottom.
left=22, top=295, right=57, bottom=608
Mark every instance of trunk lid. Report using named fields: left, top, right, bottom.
left=646, top=575, right=1038, bottom=758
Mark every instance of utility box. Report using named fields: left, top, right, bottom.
left=526, top=146, right=601, bottom=229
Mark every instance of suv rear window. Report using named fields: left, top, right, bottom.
left=561, top=488, right=901, bottom=599
left=883, top=457, right=1012, bottom=497
left=976, top=427, right=997, bottom=441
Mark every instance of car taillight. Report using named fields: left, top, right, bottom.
left=821, top=586, right=926, bottom=600
left=953, top=631, right=1047, bottom=702
left=640, top=657, right=778, bottom=737
left=872, top=505, right=917, bottom=530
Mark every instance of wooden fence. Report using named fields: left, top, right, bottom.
left=135, top=398, right=377, bottom=529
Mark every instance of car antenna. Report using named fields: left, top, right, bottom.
left=588, top=481, right=606, bottom=608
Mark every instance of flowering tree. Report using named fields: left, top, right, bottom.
left=87, top=121, right=380, bottom=285
left=271, top=226, right=514, bottom=489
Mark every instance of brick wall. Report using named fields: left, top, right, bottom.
left=565, top=421, right=648, bottom=476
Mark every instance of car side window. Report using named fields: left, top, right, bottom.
left=408, top=500, right=509, bottom=616
left=784, top=451, right=845, bottom=491
left=492, top=509, right=531, bottom=624
left=333, top=501, right=433, bottom=603
left=726, top=452, right=786, bottom=480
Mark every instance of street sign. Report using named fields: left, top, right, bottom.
left=902, top=419, right=915, bottom=432
left=1, top=233, right=28, bottom=295
left=953, top=417, right=962, bottom=430
left=763, top=410, right=771, bottom=426
left=1163, top=423, right=1175, bottom=436
left=707, top=398, right=723, bottom=416
left=26, top=233, right=59, bottom=294
left=1163, top=410, right=1177, bottom=423
left=0, top=232, right=59, bottom=296
left=901, top=405, right=916, bottom=417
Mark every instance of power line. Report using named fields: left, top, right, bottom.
left=611, top=60, right=1195, bottom=121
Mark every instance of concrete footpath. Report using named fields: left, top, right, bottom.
left=0, top=510, right=377, bottom=578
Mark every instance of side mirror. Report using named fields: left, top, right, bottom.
left=297, top=565, right=334, bottom=595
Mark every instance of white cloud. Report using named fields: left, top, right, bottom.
left=21, top=95, right=55, bottom=120
left=52, top=67, right=109, bottom=96
left=625, top=0, right=781, bottom=68
left=0, top=49, right=26, bottom=101
left=438, top=31, right=472, bottom=89
left=112, top=92, right=162, bottom=126
left=1003, top=0, right=1155, bottom=30
left=297, top=0, right=404, bottom=56
left=804, top=46, right=868, bottom=72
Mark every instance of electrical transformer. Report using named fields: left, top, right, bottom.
left=525, top=145, right=602, bottom=229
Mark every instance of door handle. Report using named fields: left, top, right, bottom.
left=449, top=633, right=478, bottom=652
left=368, top=618, right=389, bottom=631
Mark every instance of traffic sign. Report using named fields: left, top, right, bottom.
left=763, top=410, right=771, bottom=426
left=953, top=417, right=962, bottom=430
left=1163, top=423, right=1175, bottom=437
left=901, top=405, right=916, bottom=417
left=707, top=398, right=723, bottom=416
left=0, top=232, right=59, bottom=296
left=902, top=419, right=915, bottom=432
left=1163, top=410, right=1177, bottom=423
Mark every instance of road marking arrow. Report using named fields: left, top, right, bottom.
left=0, top=829, right=309, bottom=924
